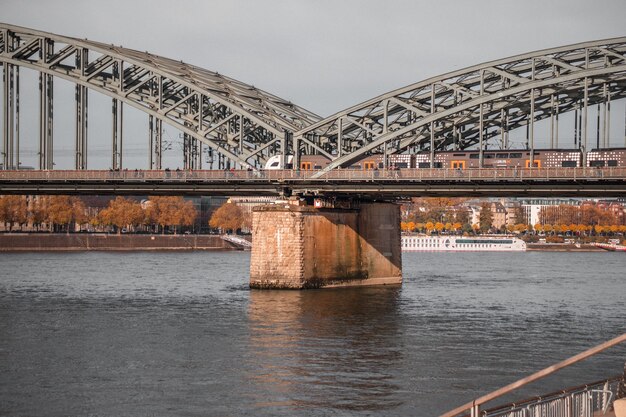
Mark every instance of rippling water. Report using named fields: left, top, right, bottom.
left=0, top=251, right=624, bottom=416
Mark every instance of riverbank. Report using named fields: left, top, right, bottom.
left=526, top=243, right=604, bottom=251
left=0, top=233, right=246, bottom=251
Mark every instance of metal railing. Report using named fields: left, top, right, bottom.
left=474, top=377, right=621, bottom=417
left=220, top=234, right=252, bottom=248
left=439, top=333, right=626, bottom=417
left=1, top=167, right=625, bottom=182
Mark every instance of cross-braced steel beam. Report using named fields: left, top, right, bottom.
left=0, top=23, right=321, bottom=170
left=296, top=38, right=626, bottom=177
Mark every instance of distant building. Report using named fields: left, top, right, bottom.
left=191, top=196, right=228, bottom=233
left=517, top=198, right=581, bottom=226
left=228, top=196, right=275, bottom=233
left=491, top=202, right=507, bottom=229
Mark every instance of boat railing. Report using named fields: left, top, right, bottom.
left=439, top=333, right=626, bottom=417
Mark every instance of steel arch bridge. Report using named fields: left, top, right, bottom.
left=1, top=23, right=626, bottom=177
left=0, top=23, right=320, bottom=171
left=295, top=37, right=626, bottom=177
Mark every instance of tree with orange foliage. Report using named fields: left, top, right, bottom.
left=146, top=196, right=197, bottom=234
left=99, top=197, right=145, bottom=233
left=30, top=196, right=50, bottom=231
left=0, top=195, right=28, bottom=231
left=209, top=202, right=244, bottom=233
left=45, top=196, right=87, bottom=232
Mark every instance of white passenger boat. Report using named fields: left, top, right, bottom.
left=401, top=235, right=526, bottom=252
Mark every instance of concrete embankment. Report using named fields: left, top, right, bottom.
left=526, top=243, right=604, bottom=251
left=0, top=234, right=245, bottom=251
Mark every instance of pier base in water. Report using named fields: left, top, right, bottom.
left=249, top=202, right=402, bottom=289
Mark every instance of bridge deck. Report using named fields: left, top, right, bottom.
left=1, top=167, right=625, bottom=197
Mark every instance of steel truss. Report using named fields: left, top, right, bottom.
left=296, top=38, right=626, bottom=176
left=0, top=23, right=320, bottom=170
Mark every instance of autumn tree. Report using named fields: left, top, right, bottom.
left=0, top=195, right=28, bottom=231
left=45, top=196, right=87, bottom=232
left=145, top=196, right=197, bottom=234
left=454, top=208, right=470, bottom=227
left=209, top=202, right=244, bottom=233
left=99, top=197, right=145, bottom=233
left=479, top=203, right=493, bottom=233
left=30, top=196, right=50, bottom=231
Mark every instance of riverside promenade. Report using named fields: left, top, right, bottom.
left=0, top=234, right=248, bottom=251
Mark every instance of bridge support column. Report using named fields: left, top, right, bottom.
left=250, top=201, right=402, bottom=289
left=38, top=72, right=53, bottom=170
left=112, top=99, right=122, bottom=170
left=75, top=85, right=88, bottom=169
left=149, top=116, right=162, bottom=169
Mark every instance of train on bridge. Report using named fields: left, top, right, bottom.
left=266, top=148, right=626, bottom=171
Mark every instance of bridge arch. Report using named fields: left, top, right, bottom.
left=0, top=23, right=320, bottom=170
left=297, top=37, right=626, bottom=176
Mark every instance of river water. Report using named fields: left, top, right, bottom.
left=0, top=251, right=624, bottom=416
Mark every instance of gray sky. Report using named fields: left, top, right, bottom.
left=2, top=0, right=626, bottom=169
left=4, top=0, right=626, bottom=115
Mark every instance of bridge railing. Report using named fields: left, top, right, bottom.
left=0, top=167, right=625, bottom=182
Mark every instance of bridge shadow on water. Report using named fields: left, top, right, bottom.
left=246, top=286, right=405, bottom=414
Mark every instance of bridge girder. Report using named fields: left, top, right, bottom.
left=0, top=23, right=320, bottom=169
left=296, top=37, right=626, bottom=177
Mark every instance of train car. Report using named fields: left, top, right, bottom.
left=414, top=149, right=583, bottom=169
left=586, top=148, right=626, bottom=167
left=265, top=154, right=409, bottom=171
left=264, top=148, right=626, bottom=170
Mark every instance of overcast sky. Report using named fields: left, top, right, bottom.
left=2, top=0, right=625, bottom=169
left=4, top=0, right=626, bottom=116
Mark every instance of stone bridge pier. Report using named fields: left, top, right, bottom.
left=250, top=200, right=402, bottom=289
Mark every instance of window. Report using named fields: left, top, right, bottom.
left=418, top=162, right=431, bottom=168
left=509, top=153, right=522, bottom=158
left=590, top=160, right=605, bottom=167
left=496, top=153, right=509, bottom=158
left=608, top=160, right=618, bottom=167
left=469, top=154, right=480, bottom=159
left=562, top=160, right=577, bottom=167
